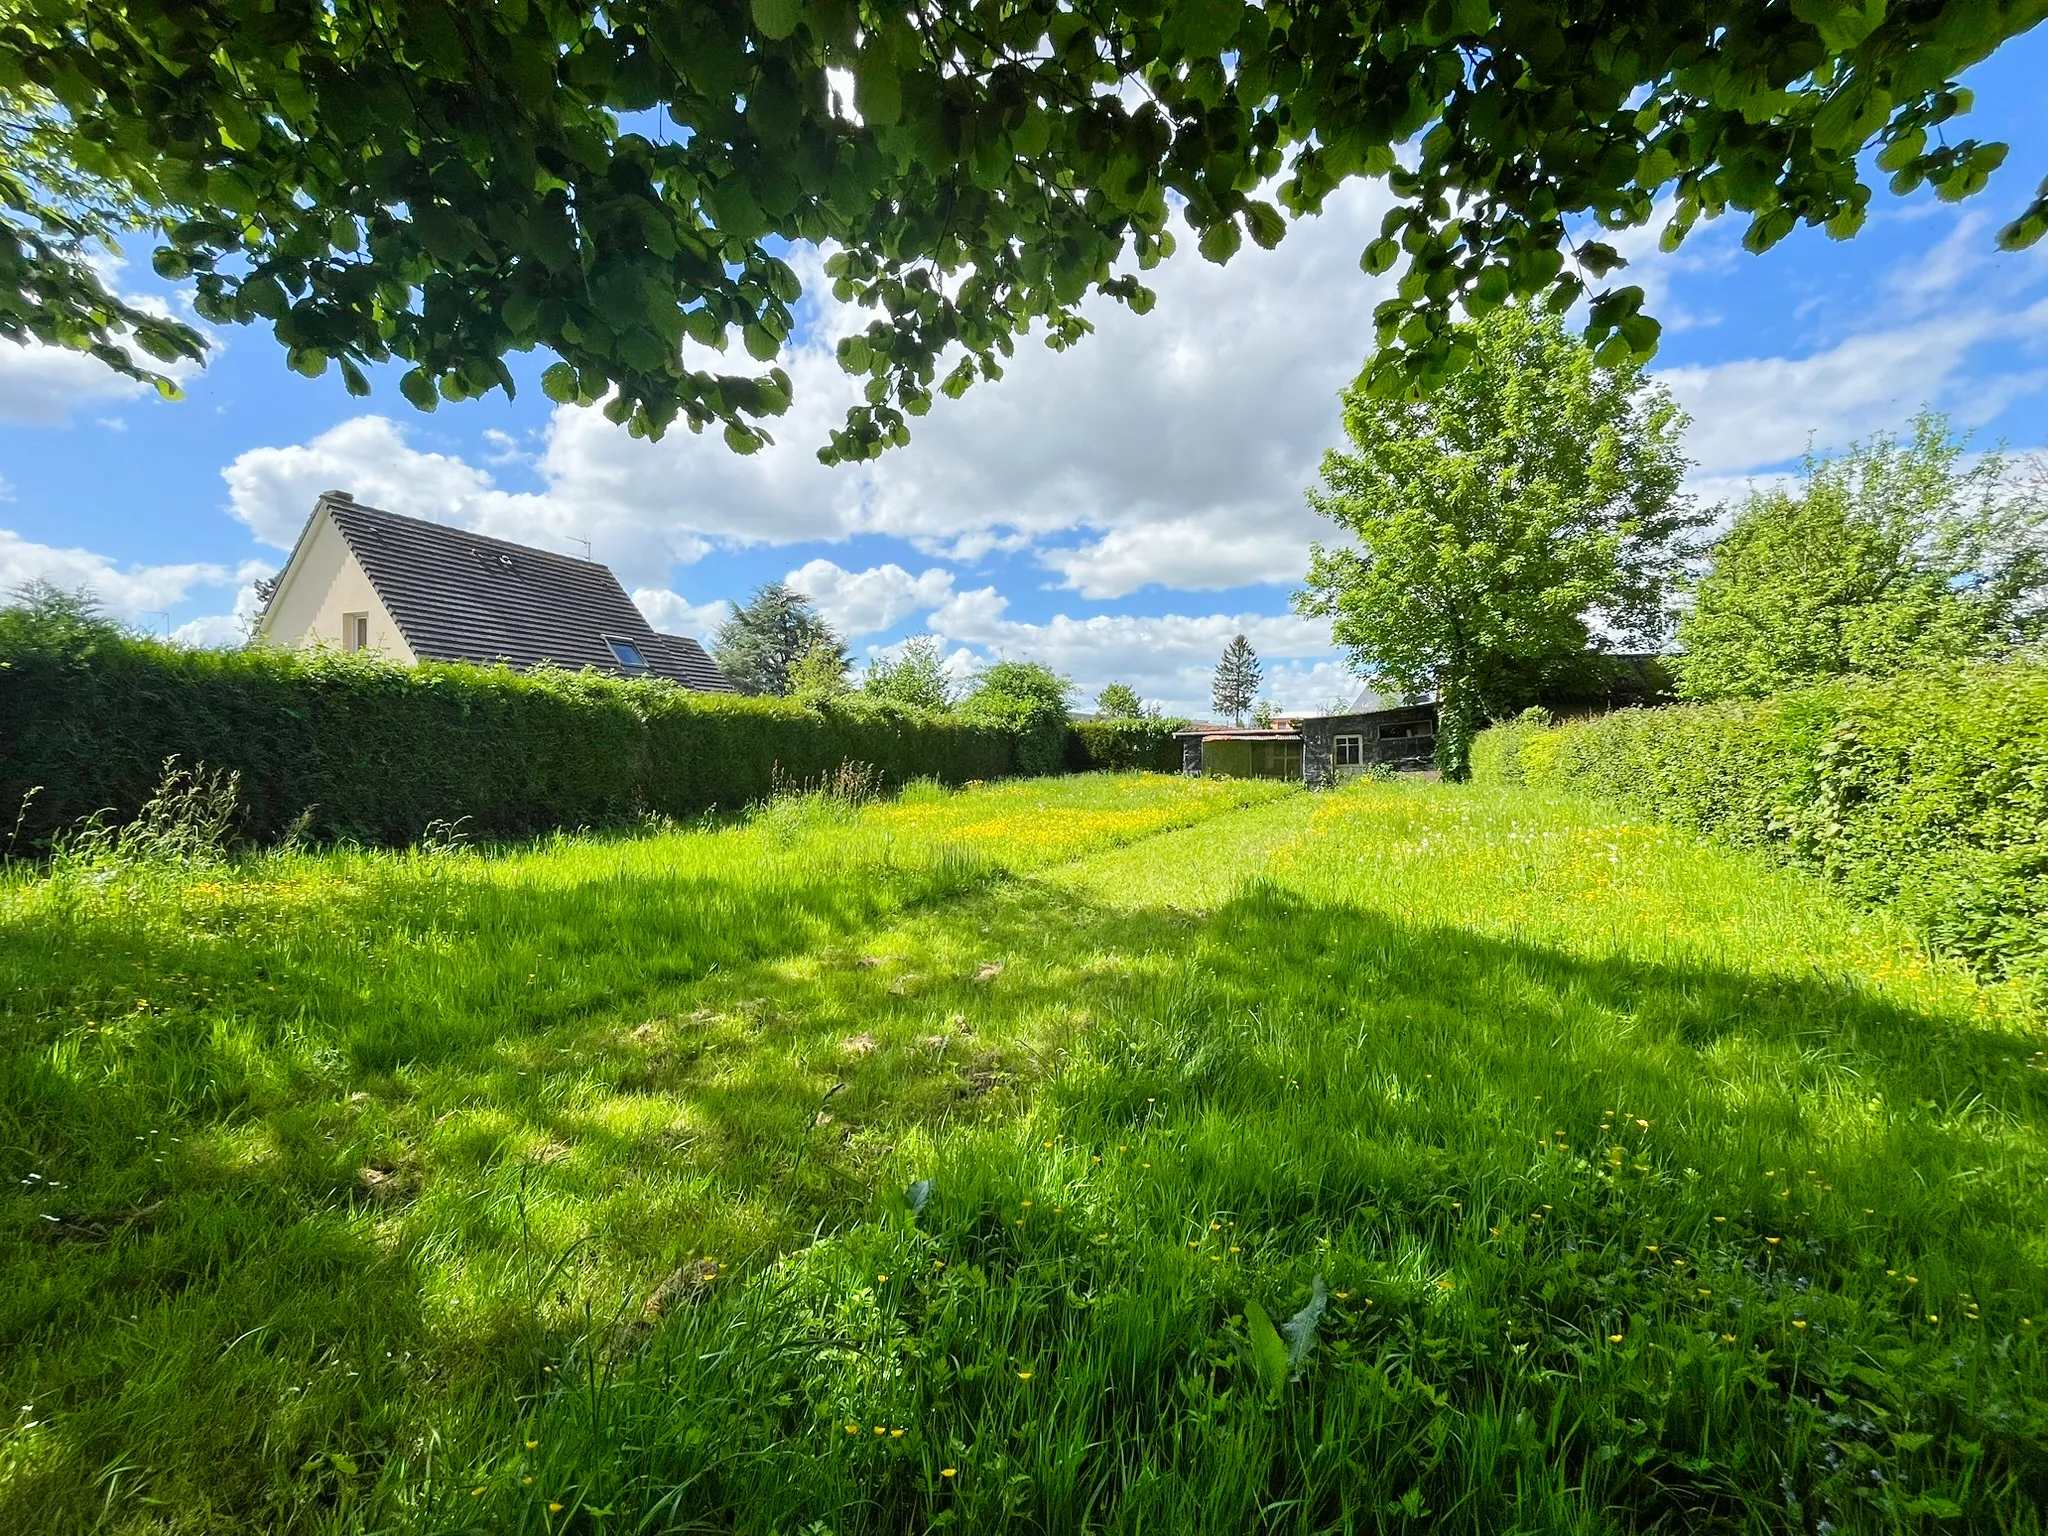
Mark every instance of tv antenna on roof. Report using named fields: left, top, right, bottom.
left=568, top=536, right=592, bottom=561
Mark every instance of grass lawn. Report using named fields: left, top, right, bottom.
left=3, top=772, right=2045, bottom=1533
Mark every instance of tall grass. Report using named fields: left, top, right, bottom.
left=3, top=775, right=2044, bottom=1533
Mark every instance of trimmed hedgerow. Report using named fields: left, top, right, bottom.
left=1065, top=717, right=1189, bottom=773
left=1473, top=661, right=2048, bottom=991
left=0, top=630, right=1017, bottom=850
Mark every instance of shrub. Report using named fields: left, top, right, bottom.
left=1474, top=662, right=2048, bottom=990
left=1466, top=706, right=1552, bottom=786
left=1066, top=716, right=1188, bottom=773
left=1672, top=412, right=2048, bottom=700
left=862, top=637, right=954, bottom=711
left=957, top=661, right=1072, bottom=776
left=0, top=628, right=1017, bottom=850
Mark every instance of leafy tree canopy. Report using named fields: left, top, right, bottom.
left=1094, top=681, right=1147, bottom=719
left=0, top=579, right=127, bottom=655
left=787, top=635, right=853, bottom=699
left=1673, top=413, right=2048, bottom=699
left=958, top=659, right=1071, bottom=773
left=1212, top=635, right=1262, bottom=725
left=711, top=582, right=845, bottom=694
left=862, top=634, right=953, bottom=711
left=1296, top=304, right=1699, bottom=778
left=5, top=0, right=2042, bottom=461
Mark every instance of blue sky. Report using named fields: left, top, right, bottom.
left=3, top=35, right=2044, bottom=717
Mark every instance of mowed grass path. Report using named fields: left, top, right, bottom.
left=4, top=775, right=2046, bottom=1533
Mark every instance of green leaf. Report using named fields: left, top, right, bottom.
left=1361, top=238, right=1400, bottom=276
left=1875, top=128, right=1926, bottom=173
left=1197, top=218, right=1242, bottom=264
left=750, top=0, right=802, bottom=41
left=1790, top=0, right=1887, bottom=52
left=855, top=52, right=901, bottom=125
left=1891, top=1432, right=1934, bottom=1452
left=1996, top=187, right=2048, bottom=250
left=1618, top=313, right=1662, bottom=356
left=339, top=357, right=371, bottom=397
left=399, top=367, right=440, bottom=411
left=1279, top=1276, right=1329, bottom=1374
left=1244, top=201, right=1285, bottom=250
left=1170, top=0, right=1240, bottom=58
left=1904, top=1496, right=1965, bottom=1518
left=1243, top=1300, right=1288, bottom=1400
left=541, top=362, right=580, bottom=402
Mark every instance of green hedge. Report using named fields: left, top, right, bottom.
left=1473, top=662, right=2048, bottom=990
left=1065, top=717, right=1188, bottom=773
left=0, top=632, right=1018, bottom=849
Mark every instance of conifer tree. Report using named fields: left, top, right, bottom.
left=711, top=583, right=845, bottom=696
left=1212, top=636, right=1262, bottom=726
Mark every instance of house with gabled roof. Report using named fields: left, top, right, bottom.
left=252, top=490, right=735, bottom=691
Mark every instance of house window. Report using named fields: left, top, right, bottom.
left=343, top=613, right=368, bottom=652
left=605, top=636, right=650, bottom=672
left=1335, top=734, right=1364, bottom=767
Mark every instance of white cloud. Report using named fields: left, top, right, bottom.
left=1657, top=301, right=2048, bottom=476
left=221, top=414, right=714, bottom=579
left=0, top=341, right=166, bottom=426
left=632, top=587, right=731, bottom=639
left=0, top=528, right=260, bottom=621
left=218, top=183, right=1397, bottom=597
left=169, top=576, right=267, bottom=649
left=1042, top=519, right=1315, bottom=600
left=785, top=558, right=953, bottom=635
left=0, top=258, right=211, bottom=426
left=1652, top=204, right=2048, bottom=478
left=925, top=586, right=1339, bottom=718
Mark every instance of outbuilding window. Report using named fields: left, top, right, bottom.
left=1335, top=734, right=1364, bottom=767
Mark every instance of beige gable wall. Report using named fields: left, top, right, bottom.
left=253, top=510, right=416, bottom=662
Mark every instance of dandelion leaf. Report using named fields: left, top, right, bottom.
left=1281, top=1274, right=1329, bottom=1378
left=1243, top=1299, right=1289, bottom=1400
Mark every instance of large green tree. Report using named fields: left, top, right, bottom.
left=710, top=582, right=846, bottom=694
left=1297, top=305, right=1698, bottom=779
left=1673, top=414, right=2048, bottom=699
left=4, top=2, right=2042, bottom=459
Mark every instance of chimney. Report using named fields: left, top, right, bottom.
left=322, top=488, right=355, bottom=502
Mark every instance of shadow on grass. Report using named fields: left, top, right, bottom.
left=2, top=850, right=2045, bottom=1533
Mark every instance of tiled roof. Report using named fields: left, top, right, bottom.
left=644, top=632, right=734, bottom=693
left=317, top=494, right=735, bottom=690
